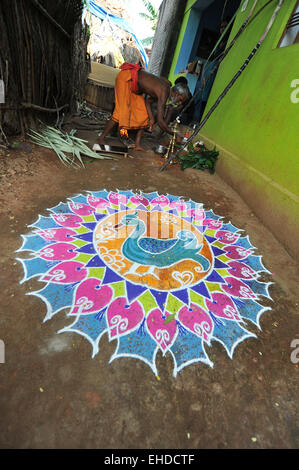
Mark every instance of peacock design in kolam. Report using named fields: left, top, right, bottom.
left=120, top=212, right=210, bottom=279
left=16, top=190, right=274, bottom=377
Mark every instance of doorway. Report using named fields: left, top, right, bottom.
left=179, top=0, right=242, bottom=122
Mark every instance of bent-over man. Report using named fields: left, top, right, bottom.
left=97, top=62, right=189, bottom=151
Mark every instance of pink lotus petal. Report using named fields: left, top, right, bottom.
left=222, top=277, right=257, bottom=300
left=215, top=230, right=239, bottom=244
left=108, top=192, right=128, bottom=205
left=223, top=245, right=252, bottom=260
left=87, top=195, right=110, bottom=209
left=146, top=309, right=177, bottom=352
left=107, top=297, right=144, bottom=338
left=51, top=213, right=82, bottom=228
left=169, top=200, right=187, bottom=211
left=204, top=219, right=223, bottom=230
left=227, top=261, right=256, bottom=279
left=178, top=303, right=213, bottom=342
left=205, top=292, right=241, bottom=321
left=151, top=195, right=169, bottom=207
left=130, top=194, right=149, bottom=206
left=38, top=242, right=77, bottom=261
left=186, top=208, right=205, bottom=220
left=68, top=202, right=95, bottom=216
left=41, top=261, right=87, bottom=284
left=37, top=228, right=77, bottom=242
left=70, top=278, right=113, bottom=315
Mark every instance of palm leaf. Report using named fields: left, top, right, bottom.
left=28, top=126, right=112, bottom=168
left=141, top=0, right=158, bottom=19
left=139, top=12, right=152, bottom=20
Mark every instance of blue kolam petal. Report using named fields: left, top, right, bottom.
left=210, top=318, right=256, bottom=359
left=119, top=203, right=128, bottom=211
left=58, top=310, right=108, bottom=358
left=182, top=216, right=193, bottom=224
left=151, top=205, right=163, bottom=212
left=211, top=246, right=226, bottom=257
left=140, top=191, right=159, bottom=202
left=88, top=190, right=109, bottom=200
left=204, top=210, right=223, bottom=221
left=233, top=235, right=256, bottom=250
left=191, top=282, right=211, bottom=299
left=168, top=208, right=179, bottom=217
left=106, top=207, right=118, bottom=215
left=28, top=215, right=60, bottom=230
left=243, top=255, right=271, bottom=273
left=67, top=194, right=88, bottom=205
left=27, top=282, right=75, bottom=321
left=170, top=329, right=213, bottom=377
left=109, top=328, right=159, bottom=376
left=48, top=202, right=70, bottom=214
left=204, top=235, right=217, bottom=243
left=85, top=255, right=106, bottom=268
left=165, top=193, right=181, bottom=203
left=214, top=259, right=229, bottom=269
left=243, top=279, right=273, bottom=300
left=119, top=190, right=135, bottom=199
left=134, top=204, right=148, bottom=211
left=16, top=233, right=53, bottom=253
left=221, top=222, right=242, bottom=233
left=205, top=270, right=226, bottom=284
left=232, top=298, right=271, bottom=329
left=17, top=257, right=58, bottom=284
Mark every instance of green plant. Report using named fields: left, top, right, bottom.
left=178, top=143, right=219, bottom=174
left=139, top=0, right=158, bottom=47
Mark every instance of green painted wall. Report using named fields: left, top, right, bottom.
left=202, top=0, right=299, bottom=196
left=169, top=0, right=299, bottom=258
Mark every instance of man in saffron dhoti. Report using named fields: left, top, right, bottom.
left=97, top=62, right=189, bottom=152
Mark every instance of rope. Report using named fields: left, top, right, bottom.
left=160, top=0, right=283, bottom=172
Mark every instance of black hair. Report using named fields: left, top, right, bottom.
left=175, top=76, right=188, bottom=86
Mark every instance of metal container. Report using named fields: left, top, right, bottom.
left=153, top=144, right=167, bottom=155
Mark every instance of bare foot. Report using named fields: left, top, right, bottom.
left=134, top=146, right=148, bottom=152
left=98, top=137, right=105, bottom=145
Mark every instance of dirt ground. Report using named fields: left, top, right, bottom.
left=0, top=127, right=298, bottom=449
